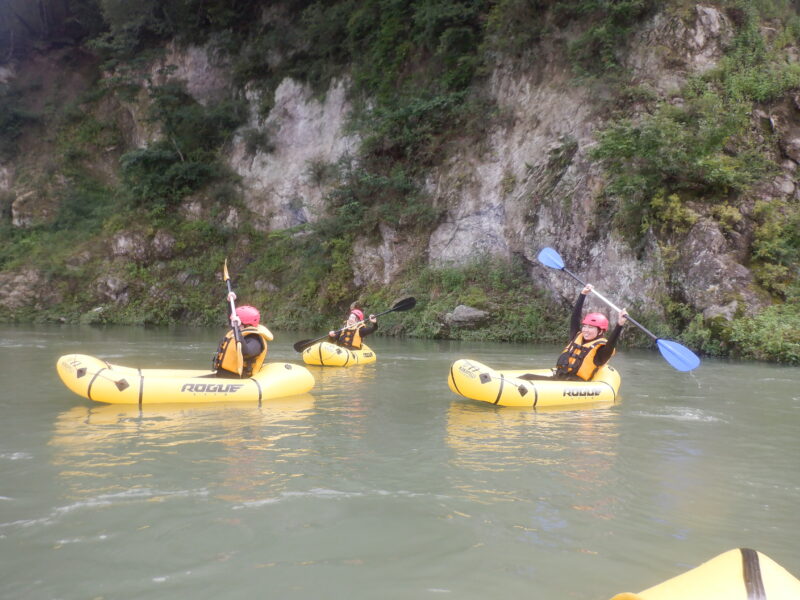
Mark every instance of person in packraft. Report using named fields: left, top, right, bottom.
left=212, top=292, right=274, bottom=378
left=522, top=284, right=627, bottom=381
left=328, top=305, right=377, bottom=350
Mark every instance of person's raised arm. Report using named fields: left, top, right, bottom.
left=594, top=308, right=627, bottom=365
left=360, top=314, right=378, bottom=336
left=570, top=285, right=592, bottom=338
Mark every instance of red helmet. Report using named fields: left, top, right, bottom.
left=582, top=312, right=609, bottom=330
left=349, top=309, right=364, bottom=321
left=236, top=305, right=260, bottom=326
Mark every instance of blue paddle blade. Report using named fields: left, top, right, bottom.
left=656, top=339, right=701, bottom=372
left=537, top=247, right=565, bottom=270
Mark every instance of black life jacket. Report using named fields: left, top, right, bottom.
left=336, top=326, right=363, bottom=350
left=555, top=333, right=612, bottom=381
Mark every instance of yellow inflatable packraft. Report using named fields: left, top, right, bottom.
left=301, top=341, right=376, bottom=367
left=56, top=353, right=315, bottom=405
left=447, top=358, right=620, bottom=408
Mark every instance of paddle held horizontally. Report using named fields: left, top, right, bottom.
left=293, top=297, right=417, bottom=353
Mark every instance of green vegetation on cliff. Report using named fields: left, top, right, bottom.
left=0, top=0, right=799, bottom=363
left=590, top=1, right=800, bottom=362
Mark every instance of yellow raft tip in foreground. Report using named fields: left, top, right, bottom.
left=610, top=548, right=800, bottom=600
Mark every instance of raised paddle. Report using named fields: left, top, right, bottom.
left=293, top=297, right=417, bottom=352
left=536, top=247, right=701, bottom=372
left=223, top=259, right=244, bottom=375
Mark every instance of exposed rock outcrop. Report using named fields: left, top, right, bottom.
left=96, top=275, right=129, bottom=304
left=152, top=43, right=231, bottom=106
left=0, top=269, right=45, bottom=310
left=627, top=5, right=733, bottom=93
left=675, top=218, right=763, bottom=320
left=445, top=305, right=490, bottom=326
left=228, top=78, right=358, bottom=231
left=351, top=223, right=417, bottom=286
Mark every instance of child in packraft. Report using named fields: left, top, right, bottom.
left=213, top=293, right=274, bottom=378
left=328, top=307, right=377, bottom=350
left=522, top=284, right=627, bottom=381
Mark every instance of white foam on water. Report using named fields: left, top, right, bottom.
left=232, top=487, right=364, bottom=510
left=232, top=497, right=281, bottom=509
left=0, top=487, right=209, bottom=531
left=285, top=487, right=364, bottom=499
left=0, top=452, right=33, bottom=460
left=233, top=487, right=448, bottom=510
left=0, top=340, right=48, bottom=349
left=56, top=533, right=111, bottom=545
left=634, top=407, right=723, bottom=423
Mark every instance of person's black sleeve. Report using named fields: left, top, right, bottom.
left=570, top=293, right=586, bottom=339
left=241, top=334, right=264, bottom=358
left=594, top=324, right=623, bottom=365
left=359, top=322, right=378, bottom=338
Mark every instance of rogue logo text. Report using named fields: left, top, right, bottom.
left=562, top=387, right=602, bottom=397
left=181, top=383, right=244, bottom=393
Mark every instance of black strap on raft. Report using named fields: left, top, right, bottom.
left=493, top=374, right=505, bottom=405
left=740, top=548, right=766, bottom=600
left=86, top=368, right=106, bottom=401
left=449, top=364, right=463, bottom=396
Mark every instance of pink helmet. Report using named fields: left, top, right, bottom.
left=349, top=309, right=364, bottom=321
left=236, top=305, right=260, bottom=326
left=582, top=312, right=609, bottom=330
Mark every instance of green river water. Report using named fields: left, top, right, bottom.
left=1, top=324, right=799, bottom=599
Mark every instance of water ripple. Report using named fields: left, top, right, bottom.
left=0, top=487, right=209, bottom=531
left=232, top=487, right=449, bottom=510
left=0, top=452, right=33, bottom=460
left=633, top=408, right=724, bottom=423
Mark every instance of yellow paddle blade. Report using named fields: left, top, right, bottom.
left=235, top=340, right=243, bottom=375
left=223, top=259, right=230, bottom=282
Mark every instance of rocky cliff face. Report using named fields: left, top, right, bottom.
left=231, top=78, right=358, bottom=231
left=1, top=5, right=797, bottom=325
